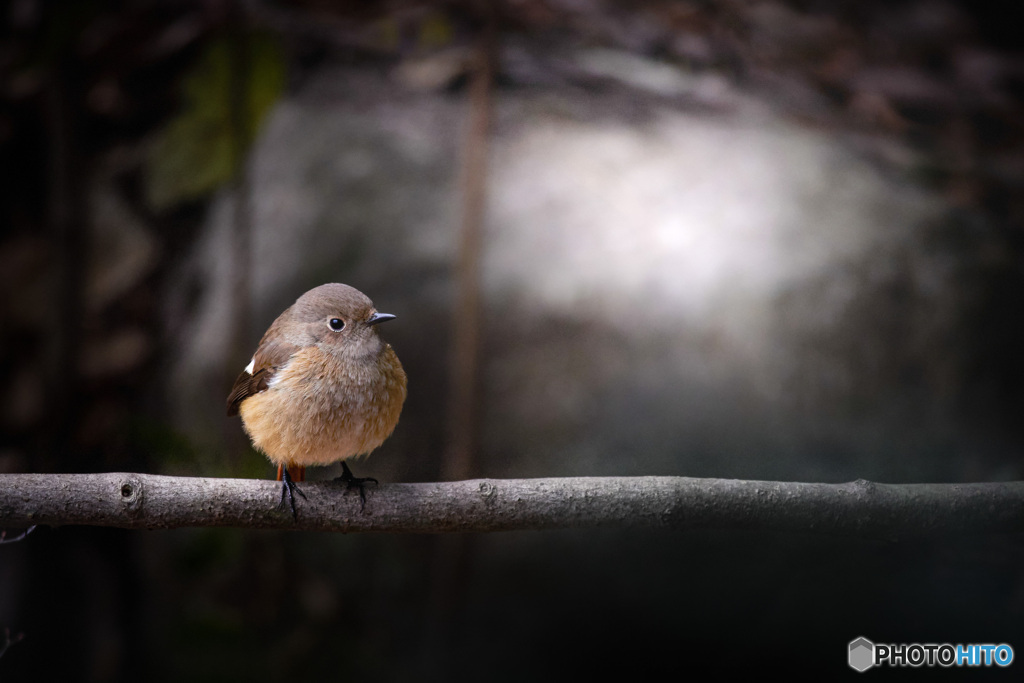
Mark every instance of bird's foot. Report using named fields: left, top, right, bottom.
left=332, top=461, right=378, bottom=510
left=279, top=467, right=307, bottom=519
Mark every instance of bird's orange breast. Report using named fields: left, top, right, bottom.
left=239, top=345, right=407, bottom=467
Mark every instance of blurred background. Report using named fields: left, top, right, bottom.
left=2, top=0, right=1023, bottom=679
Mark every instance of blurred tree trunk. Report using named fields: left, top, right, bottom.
left=30, top=55, right=145, bottom=682
left=225, top=6, right=254, bottom=467
left=44, top=61, right=85, bottom=467
left=428, top=5, right=499, bottom=664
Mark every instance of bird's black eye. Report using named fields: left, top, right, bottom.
left=328, top=318, right=345, bottom=331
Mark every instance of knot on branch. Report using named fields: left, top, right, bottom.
left=118, top=476, right=144, bottom=518
left=477, top=480, right=497, bottom=506
left=851, top=479, right=877, bottom=494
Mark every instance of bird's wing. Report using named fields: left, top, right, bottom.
left=225, top=332, right=300, bottom=417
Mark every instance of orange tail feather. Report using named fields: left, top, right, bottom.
left=276, top=464, right=305, bottom=482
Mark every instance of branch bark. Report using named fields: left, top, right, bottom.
left=1, top=473, right=1023, bottom=535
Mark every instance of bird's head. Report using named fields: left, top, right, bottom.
left=286, top=283, right=396, bottom=359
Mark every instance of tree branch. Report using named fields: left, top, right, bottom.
left=1, top=473, right=1023, bottom=535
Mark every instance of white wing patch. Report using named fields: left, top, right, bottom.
left=244, top=358, right=255, bottom=375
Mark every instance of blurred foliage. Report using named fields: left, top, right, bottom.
left=127, top=416, right=270, bottom=478
left=416, top=11, right=456, bottom=50
left=372, top=8, right=456, bottom=58
left=146, top=32, right=285, bottom=210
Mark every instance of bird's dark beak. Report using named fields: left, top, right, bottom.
left=366, top=312, right=396, bottom=326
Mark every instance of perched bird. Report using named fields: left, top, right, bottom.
left=226, top=283, right=407, bottom=516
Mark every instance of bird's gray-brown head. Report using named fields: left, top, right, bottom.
left=277, top=283, right=396, bottom=359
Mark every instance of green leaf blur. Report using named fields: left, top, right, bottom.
left=146, top=32, right=284, bottom=210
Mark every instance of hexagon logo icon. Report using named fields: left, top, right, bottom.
left=849, top=637, right=875, bottom=672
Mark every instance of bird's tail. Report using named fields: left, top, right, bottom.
left=276, top=464, right=306, bottom=482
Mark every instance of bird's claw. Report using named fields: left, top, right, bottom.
left=278, top=468, right=306, bottom=519
left=333, top=461, right=377, bottom=511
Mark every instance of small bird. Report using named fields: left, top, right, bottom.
left=226, top=283, right=407, bottom=516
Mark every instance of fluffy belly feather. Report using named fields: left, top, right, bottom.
left=239, top=346, right=406, bottom=467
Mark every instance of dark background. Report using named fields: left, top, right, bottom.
left=2, top=0, right=1024, bottom=679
